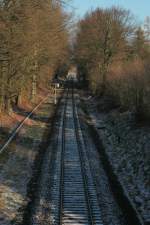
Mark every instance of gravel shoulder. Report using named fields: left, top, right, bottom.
left=78, top=107, right=127, bottom=225
left=80, top=92, right=150, bottom=225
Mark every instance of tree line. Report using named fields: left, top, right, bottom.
left=0, top=0, right=70, bottom=113
left=75, top=7, right=150, bottom=119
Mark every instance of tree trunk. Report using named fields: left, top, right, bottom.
left=14, top=94, right=19, bottom=106
left=99, top=63, right=107, bottom=96
left=0, top=59, right=9, bottom=113
left=4, top=95, right=12, bottom=114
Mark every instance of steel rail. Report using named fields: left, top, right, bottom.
left=71, top=84, right=95, bottom=225
left=0, top=94, right=49, bottom=155
left=58, top=87, right=69, bottom=225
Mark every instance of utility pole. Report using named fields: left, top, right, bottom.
left=54, top=82, right=59, bottom=104
left=54, top=83, right=57, bottom=105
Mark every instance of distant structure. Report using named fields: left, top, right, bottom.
left=67, top=66, right=78, bottom=81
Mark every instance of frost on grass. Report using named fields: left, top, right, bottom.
left=0, top=98, right=54, bottom=225
left=0, top=184, right=25, bottom=224
left=85, top=97, right=150, bottom=223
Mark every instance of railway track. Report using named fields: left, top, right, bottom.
left=50, top=86, right=103, bottom=225
left=22, top=85, right=129, bottom=225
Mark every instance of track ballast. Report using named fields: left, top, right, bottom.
left=50, top=87, right=103, bottom=225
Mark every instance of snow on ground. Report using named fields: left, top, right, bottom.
left=83, top=95, right=150, bottom=224
left=0, top=95, right=55, bottom=225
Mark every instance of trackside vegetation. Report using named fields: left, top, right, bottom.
left=75, top=8, right=150, bottom=120
left=0, top=0, right=70, bottom=113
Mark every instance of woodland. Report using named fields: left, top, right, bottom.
left=75, top=8, right=150, bottom=120
left=0, top=0, right=150, bottom=120
left=0, top=0, right=70, bottom=113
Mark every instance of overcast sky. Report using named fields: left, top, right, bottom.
left=68, top=0, right=150, bottom=22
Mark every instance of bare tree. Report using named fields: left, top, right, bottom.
left=75, top=7, right=135, bottom=94
left=0, top=0, right=70, bottom=113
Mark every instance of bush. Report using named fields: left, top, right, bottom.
left=108, top=58, right=150, bottom=120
